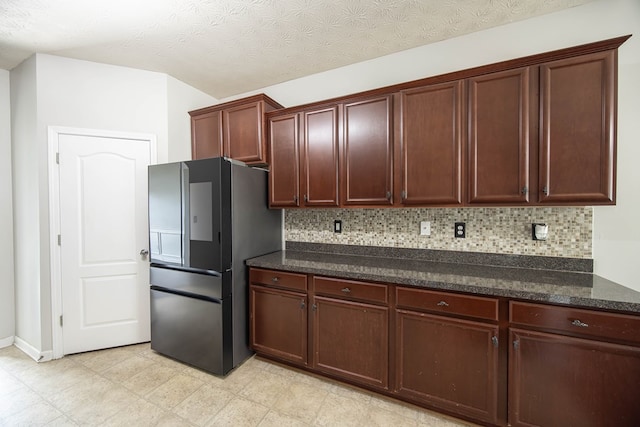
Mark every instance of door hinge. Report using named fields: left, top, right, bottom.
left=56, top=152, right=60, bottom=164
left=59, top=315, right=63, bottom=327
left=57, top=234, right=61, bottom=246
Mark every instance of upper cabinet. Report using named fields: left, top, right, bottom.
left=341, top=95, right=393, bottom=206
left=467, top=67, right=536, bottom=205
left=190, top=94, right=283, bottom=165
left=539, top=50, right=616, bottom=204
left=267, top=35, right=629, bottom=209
left=398, top=81, right=463, bottom=206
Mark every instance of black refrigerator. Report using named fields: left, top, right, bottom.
left=147, top=157, right=282, bottom=376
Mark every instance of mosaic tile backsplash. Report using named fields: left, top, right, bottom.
left=285, top=207, right=593, bottom=259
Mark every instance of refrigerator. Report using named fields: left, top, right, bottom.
left=147, top=157, right=282, bottom=375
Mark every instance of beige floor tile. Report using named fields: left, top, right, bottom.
left=145, top=373, right=205, bottom=410
left=330, top=382, right=374, bottom=403
left=272, top=380, right=329, bottom=424
left=71, top=345, right=142, bottom=372
left=64, top=383, right=139, bottom=425
left=238, top=370, right=291, bottom=407
left=211, top=363, right=262, bottom=394
left=102, top=354, right=155, bottom=384
left=258, top=410, right=311, bottom=427
left=366, top=405, right=419, bottom=427
left=0, top=386, right=46, bottom=418
left=0, top=346, right=39, bottom=375
left=101, top=397, right=167, bottom=426
left=48, top=374, right=114, bottom=413
left=20, top=362, right=97, bottom=398
left=0, top=400, right=63, bottom=426
left=206, top=396, right=269, bottom=427
left=172, top=383, right=235, bottom=426
left=368, top=393, right=423, bottom=420
left=313, top=393, right=370, bottom=427
left=45, top=415, right=79, bottom=426
left=0, top=369, right=26, bottom=397
left=122, top=363, right=179, bottom=396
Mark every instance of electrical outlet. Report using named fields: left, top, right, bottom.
left=334, top=220, right=342, bottom=233
left=420, top=221, right=431, bottom=236
left=455, top=222, right=466, bottom=238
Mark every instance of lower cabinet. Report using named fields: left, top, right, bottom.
left=249, top=269, right=308, bottom=366
left=249, top=267, right=640, bottom=427
left=395, top=286, right=501, bottom=424
left=509, top=301, right=640, bottom=427
left=311, top=276, right=389, bottom=389
left=312, top=295, right=389, bottom=389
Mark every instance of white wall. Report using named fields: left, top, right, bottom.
left=10, top=56, right=42, bottom=353
left=226, top=0, right=640, bottom=292
left=0, top=69, right=15, bottom=346
left=9, top=54, right=217, bottom=356
left=166, top=76, right=218, bottom=162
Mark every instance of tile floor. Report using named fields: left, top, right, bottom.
left=0, top=343, right=479, bottom=426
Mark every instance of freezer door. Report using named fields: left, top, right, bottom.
left=150, top=288, right=233, bottom=375
left=150, top=265, right=230, bottom=299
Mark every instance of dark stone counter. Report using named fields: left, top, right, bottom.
left=246, top=243, right=640, bottom=314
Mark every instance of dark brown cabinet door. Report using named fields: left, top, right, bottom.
left=312, top=295, right=389, bottom=389
left=468, top=68, right=534, bottom=204
left=224, top=101, right=265, bottom=164
left=395, top=309, right=499, bottom=424
left=509, top=328, right=640, bottom=427
left=191, top=110, right=223, bottom=160
left=341, top=96, right=393, bottom=206
left=250, top=285, right=307, bottom=366
left=268, top=113, right=300, bottom=207
left=301, top=106, right=339, bottom=206
left=399, top=81, right=463, bottom=205
left=539, top=50, right=616, bottom=204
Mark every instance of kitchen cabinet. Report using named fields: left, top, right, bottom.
left=539, top=50, right=616, bottom=204
left=467, top=67, right=536, bottom=204
left=397, top=81, right=463, bottom=205
left=249, top=268, right=308, bottom=366
left=395, top=287, right=501, bottom=424
left=341, top=95, right=393, bottom=206
left=509, top=301, right=640, bottom=427
left=268, top=113, right=300, bottom=207
left=190, top=94, right=282, bottom=165
left=311, top=276, right=389, bottom=389
left=301, top=106, right=340, bottom=206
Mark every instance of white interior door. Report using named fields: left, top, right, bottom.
left=57, top=132, right=151, bottom=355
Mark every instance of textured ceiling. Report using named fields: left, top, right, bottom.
left=0, top=0, right=593, bottom=99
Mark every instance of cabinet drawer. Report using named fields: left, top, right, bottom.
left=250, top=268, right=307, bottom=292
left=396, top=287, right=499, bottom=321
left=313, top=276, right=388, bottom=305
left=510, top=301, right=640, bottom=344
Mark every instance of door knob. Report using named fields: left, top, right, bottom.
left=139, top=249, right=149, bottom=256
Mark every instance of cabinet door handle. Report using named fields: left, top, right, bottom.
left=386, top=191, right=391, bottom=200
left=492, top=336, right=499, bottom=347
left=293, top=195, right=298, bottom=203
left=543, top=186, right=549, bottom=196
left=521, top=186, right=528, bottom=195
left=300, top=300, right=305, bottom=309
left=303, top=194, right=308, bottom=202
left=401, top=190, right=407, bottom=201
left=436, top=300, right=449, bottom=307
left=571, top=319, right=589, bottom=328
left=271, top=277, right=279, bottom=283
left=341, top=287, right=351, bottom=293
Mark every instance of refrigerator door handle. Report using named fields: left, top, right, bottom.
left=150, top=285, right=222, bottom=304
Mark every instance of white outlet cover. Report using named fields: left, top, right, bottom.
left=420, top=221, right=431, bottom=236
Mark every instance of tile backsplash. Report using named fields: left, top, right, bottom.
left=285, top=207, right=593, bottom=259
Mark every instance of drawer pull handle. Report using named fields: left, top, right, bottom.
left=571, top=319, right=589, bottom=328
left=437, top=301, right=449, bottom=307
left=341, top=287, right=351, bottom=293
left=271, top=277, right=279, bottom=283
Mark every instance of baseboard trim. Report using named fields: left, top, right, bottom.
left=0, top=336, right=14, bottom=349
left=14, top=336, right=53, bottom=362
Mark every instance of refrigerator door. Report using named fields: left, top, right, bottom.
left=148, top=158, right=228, bottom=272
left=150, top=288, right=233, bottom=375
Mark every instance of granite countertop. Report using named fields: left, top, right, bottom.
left=246, top=243, right=640, bottom=314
